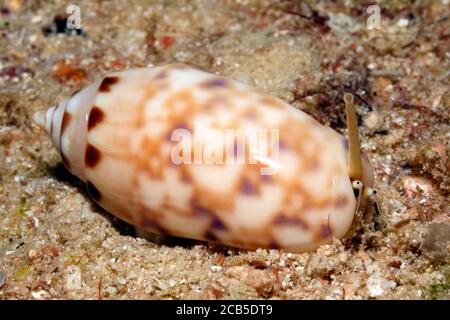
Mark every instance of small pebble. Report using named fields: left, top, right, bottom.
left=431, top=144, right=447, bottom=163
left=65, top=265, right=82, bottom=290
left=367, top=273, right=397, bottom=297
left=210, top=265, right=222, bottom=272
left=28, top=249, right=37, bottom=259
left=106, top=286, right=117, bottom=296
left=403, top=176, right=434, bottom=198
left=31, top=290, right=47, bottom=299
left=364, top=111, right=383, bottom=131
left=397, top=19, right=409, bottom=27
left=31, top=16, right=42, bottom=24
left=422, top=223, right=450, bottom=264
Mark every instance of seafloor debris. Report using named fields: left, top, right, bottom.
left=225, top=265, right=277, bottom=298
left=422, top=223, right=450, bottom=265
left=52, top=61, right=87, bottom=83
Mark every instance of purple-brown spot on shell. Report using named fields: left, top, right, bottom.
left=155, top=70, right=168, bottom=80
left=268, top=240, right=280, bottom=249
left=279, top=140, right=288, bottom=150
left=204, top=230, right=218, bottom=242
left=342, top=138, right=349, bottom=151
left=142, top=217, right=168, bottom=235
left=191, top=201, right=227, bottom=230
left=261, top=174, right=273, bottom=183
left=191, top=199, right=216, bottom=217
left=274, top=215, right=308, bottom=229
left=99, top=76, right=119, bottom=92
left=88, top=106, right=104, bottom=131
left=86, top=181, right=101, bottom=201
left=85, top=144, right=101, bottom=168
left=200, top=78, right=229, bottom=89
left=211, top=216, right=226, bottom=230
left=320, top=223, right=332, bottom=239
left=240, top=177, right=258, bottom=195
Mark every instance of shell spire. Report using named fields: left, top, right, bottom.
left=33, top=106, right=56, bottom=136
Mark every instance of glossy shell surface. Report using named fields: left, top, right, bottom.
left=45, top=63, right=357, bottom=252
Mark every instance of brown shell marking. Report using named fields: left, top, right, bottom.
left=268, top=240, right=280, bottom=249
left=85, top=144, right=101, bottom=168
left=211, top=216, right=227, bottom=230
left=141, top=216, right=169, bottom=235
left=239, top=176, right=259, bottom=195
left=273, top=215, right=308, bottom=229
left=191, top=199, right=227, bottom=231
left=61, top=111, right=72, bottom=135
left=88, top=106, right=105, bottom=131
left=99, top=76, right=120, bottom=92
left=200, top=78, right=230, bottom=89
left=204, top=230, right=218, bottom=242
left=319, top=223, right=332, bottom=239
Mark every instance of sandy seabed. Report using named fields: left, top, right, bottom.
left=0, top=0, right=448, bottom=299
